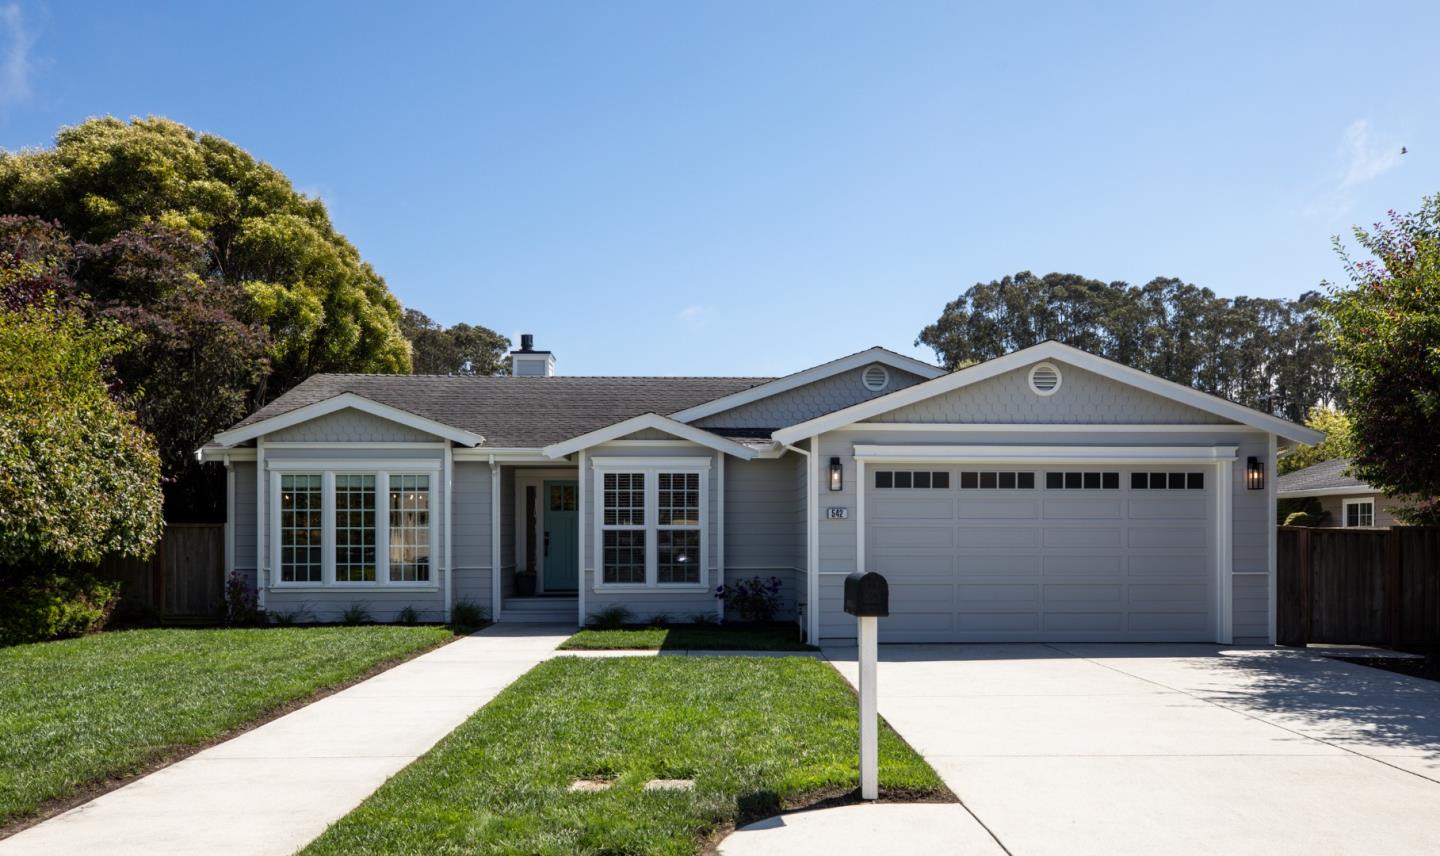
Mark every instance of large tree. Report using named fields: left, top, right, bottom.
left=400, top=309, right=510, bottom=375
left=917, top=271, right=1339, bottom=421
left=1325, top=195, right=1440, bottom=523
left=0, top=116, right=411, bottom=403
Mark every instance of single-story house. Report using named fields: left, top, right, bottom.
left=199, top=337, right=1321, bottom=645
left=1277, top=458, right=1405, bottom=528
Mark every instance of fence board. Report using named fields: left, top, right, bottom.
left=99, top=523, right=225, bottom=622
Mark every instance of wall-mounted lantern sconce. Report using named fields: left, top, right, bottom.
left=829, top=457, right=843, bottom=491
left=1246, top=456, right=1265, bottom=490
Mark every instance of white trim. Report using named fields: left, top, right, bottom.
left=444, top=444, right=454, bottom=621
left=832, top=423, right=1262, bottom=434
left=807, top=438, right=820, bottom=643
left=577, top=449, right=587, bottom=627
left=716, top=452, right=726, bottom=621
left=199, top=446, right=257, bottom=463
left=853, top=445, right=1239, bottom=464
left=1217, top=458, right=1234, bottom=643
left=1267, top=434, right=1277, bottom=645
left=1028, top=362, right=1062, bottom=396
left=490, top=456, right=502, bottom=614
left=1342, top=496, right=1377, bottom=527
left=453, top=448, right=554, bottom=463
left=1277, top=485, right=1377, bottom=498
left=262, top=441, right=448, bottom=449
left=542, top=413, right=756, bottom=459
left=213, top=393, right=485, bottom=448
left=513, top=467, right=582, bottom=594
left=861, top=364, right=890, bottom=392
left=596, top=439, right=702, bottom=447
left=255, top=437, right=266, bottom=610
left=772, top=342, right=1323, bottom=446
left=224, top=462, right=235, bottom=583
left=670, top=347, right=945, bottom=423
left=489, top=459, right=502, bottom=622
left=590, top=459, right=711, bottom=592
left=856, top=457, right=866, bottom=576
left=267, top=459, right=441, bottom=472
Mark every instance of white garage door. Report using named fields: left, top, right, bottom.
left=865, top=466, right=1215, bottom=642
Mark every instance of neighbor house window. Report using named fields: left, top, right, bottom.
left=279, top=474, right=324, bottom=582
left=595, top=461, right=709, bottom=588
left=334, top=475, right=377, bottom=582
left=1344, top=498, right=1375, bottom=528
left=388, top=475, right=431, bottom=582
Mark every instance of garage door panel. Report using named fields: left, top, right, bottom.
left=1043, top=496, right=1123, bottom=519
left=871, top=498, right=954, bottom=520
left=879, top=612, right=955, bottom=632
left=886, top=584, right=956, bottom=610
left=1128, top=495, right=1209, bottom=519
left=954, top=527, right=1041, bottom=548
left=1043, top=555, right=1123, bottom=575
left=1044, top=612, right=1124, bottom=631
left=1126, top=554, right=1209, bottom=578
left=955, top=498, right=1041, bottom=519
left=1043, top=526, right=1122, bottom=548
left=870, top=554, right=953, bottom=579
left=1128, top=583, right=1208, bottom=608
left=953, top=554, right=1041, bottom=578
left=1127, top=612, right=1210, bottom=632
left=1044, top=584, right=1123, bottom=608
left=957, top=612, right=1040, bottom=631
left=871, top=526, right=953, bottom=549
left=1128, top=526, right=1208, bottom=549
left=956, top=583, right=1039, bottom=605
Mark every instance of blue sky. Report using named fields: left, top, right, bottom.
left=1, top=1, right=1436, bottom=376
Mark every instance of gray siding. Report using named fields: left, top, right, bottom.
left=724, top=456, right=803, bottom=619
left=233, top=461, right=257, bottom=581
left=1229, top=432, right=1270, bottom=640
left=500, top=466, right=516, bottom=591
left=1316, top=493, right=1405, bottom=528
left=451, top=461, right=494, bottom=617
left=868, top=362, right=1231, bottom=425
left=267, top=409, right=439, bottom=443
left=695, top=364, right=928, bottom=429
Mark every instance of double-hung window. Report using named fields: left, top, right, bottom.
left=271, top=465, right=437, bottom=588
left=595, top=459, right=709, bottom=589
left=1343, top=498, right=1375, bottom=528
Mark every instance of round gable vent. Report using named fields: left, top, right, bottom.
left=862, top=364, right=891, bottom=392
left=1028, top=362, right=1062, bottom=396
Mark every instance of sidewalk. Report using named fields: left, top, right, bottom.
left=0, top=624, right=571, bottom=856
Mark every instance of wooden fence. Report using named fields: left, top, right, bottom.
left=99, top=523, right=226, bottom=623
left=1277, top=526, right=1440, bottom=648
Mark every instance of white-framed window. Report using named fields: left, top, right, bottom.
left=1343, top=497, right=1376, bottom=528
left=593, top=457, right=710, bottom=590
left=269, top=462, right=439, bottom=588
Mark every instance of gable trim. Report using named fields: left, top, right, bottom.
left=1276, top=485, right=1377, bottom=498
left=772, top=342, right=1324, bottom=446
left=541, top=413, right=757, bottom=460
left=668, top=347, right=944, bottom=423
left=211, top=393, right=486, bottom=448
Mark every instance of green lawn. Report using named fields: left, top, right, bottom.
left=560, top=624, right=815, bottom=651
left=303, top=656, right=946, bottom=856
left=0, top=626, right=453, bottom=828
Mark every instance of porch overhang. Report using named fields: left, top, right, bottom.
left=541, top=413, right=758, bottom=460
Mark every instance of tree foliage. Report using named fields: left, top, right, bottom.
left=0, top=302, right=164, bottom=566
left=400, top=309, right=510, bottom=376
left=1325, top=195, right=1440, bottom=523
left=917, top=272, right=1339, bottom=421
left=1277, top=407, right=1354, bottom=475
left=0, top=116, right=411, bottom=402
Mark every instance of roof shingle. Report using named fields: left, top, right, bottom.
left=1276, top=458, right=1370, bottom=493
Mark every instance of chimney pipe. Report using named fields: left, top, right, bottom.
left=520, top=333, right=534, bottom=352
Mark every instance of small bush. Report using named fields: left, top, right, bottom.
left=647, top=612, right=672, bottom=628
left=451, top=598, right=488, bottom=629
left=222, top=571, right=261, bottom=626
left=716, top=576, right=783, bottom=623
left=688, top=611, right=718, bottom=626
left=0, top=572, right=119, bottom=646
left=1284, top=511, right=1321, bottom=527
left=270, top=603, right=313, bottom=626
left=588, top=605, right=632, bottom=630
left=341, top=603, right=373, bottom=626
left=396, top=605, right=420, bottom=625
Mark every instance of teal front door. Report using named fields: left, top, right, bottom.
left=542, top=480, right=579, bottom=591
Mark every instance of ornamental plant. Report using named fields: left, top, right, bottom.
left=716, top=575, right=784, bottom=623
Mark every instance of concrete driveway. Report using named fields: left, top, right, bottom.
left=826, top=644, right=1440, bottom=856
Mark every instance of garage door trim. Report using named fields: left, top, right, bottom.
left=852, top=444, right=1237, bottom=642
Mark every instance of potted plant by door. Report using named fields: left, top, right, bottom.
left=514, top=568, right=537, bottom=597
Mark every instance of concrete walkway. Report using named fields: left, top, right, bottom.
left=722, top=803, right=1004, bottom=855
left=0, top=624, right=571, bottom=856
left=816, top=643, right=1440, bottom=855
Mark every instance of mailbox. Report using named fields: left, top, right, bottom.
left=843, top=571, right=889, bottom=617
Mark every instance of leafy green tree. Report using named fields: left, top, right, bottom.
left=0, top=303, right=164, bottom=566
left=1326, top=195, right=1440, bottom=523
left=400, top=309, right=510, bottom=375
left=0, top=117, right=410, bottom=402
left=917, top=271, right=1339, bottom=421
left=1278, top=407, right=1354, bottom=475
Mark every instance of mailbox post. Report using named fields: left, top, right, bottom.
left=843, top=571, right=888, bottom=800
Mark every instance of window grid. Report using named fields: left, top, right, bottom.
left=334, top=475, right=376, bottom=582
left=603, top=530, right=646, bottom=583
left=657, top=529, right=700, bottom=584
left=958, top=471, right=1036, bottom=490
left=388, top=474, right=431, bottom=582
left=280, top=474, right=323, bottom=583
left=658, top=472, right=702, bottom=583
left=1046, top=471, right=1120, bottom=490
left=1130, top=472, right=1205, bottom=490
left=602, top=472, right=647, bottom=584
left=603, top=472, right=645, bottom=526
left=874, top=471, right=951, bottom=489
left=1345, top=500, right=1375, bottom=527
left=597, top=468, right=706, bottom=587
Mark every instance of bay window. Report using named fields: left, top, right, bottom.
left=270, top=465, right=437, bottom=587
left=594, top=459, right=709, bottom=589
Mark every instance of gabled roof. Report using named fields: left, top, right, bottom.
left=669, top=346, right=944, bottom=423
left=219, top=374, right=771, bottom=448
left=1276, top=458, right=1373, bottom=496
left=213, top=392, right=486, bottom=448
left=541, top=413, right=758, bottom=459
left=771, top=341, right=1325, bottom=445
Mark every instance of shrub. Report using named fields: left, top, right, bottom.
left=688, top=611, right=718, bottom=626
left=647, top=612, right=672, bottom=628
left=221, top=571, right=261, bottom=626
left=396, top=605, right=420, bottom=625
left=450, top=598, right=487, bottom=630
left=588, top=605, right=632, bottom=630
left=340, top=603, right=373, bottom=626
left=1284, top=511, right=1322, bottom=527
left=269, top=604, right=313, bottom=626
left=0, top=572, right=119, bottom=646
left=717, top=576, right=783, bottom=623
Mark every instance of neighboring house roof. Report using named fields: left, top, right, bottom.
left=223, top=374, right=772, bottom=448
left=1276, top=458, right=1374, bottom=497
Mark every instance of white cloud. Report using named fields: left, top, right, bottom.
left=1339, top=119, right=1402, bottom=188
left=0, top=3, right=32, bottom=108
left=676, top=305, right=710, bottom=323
